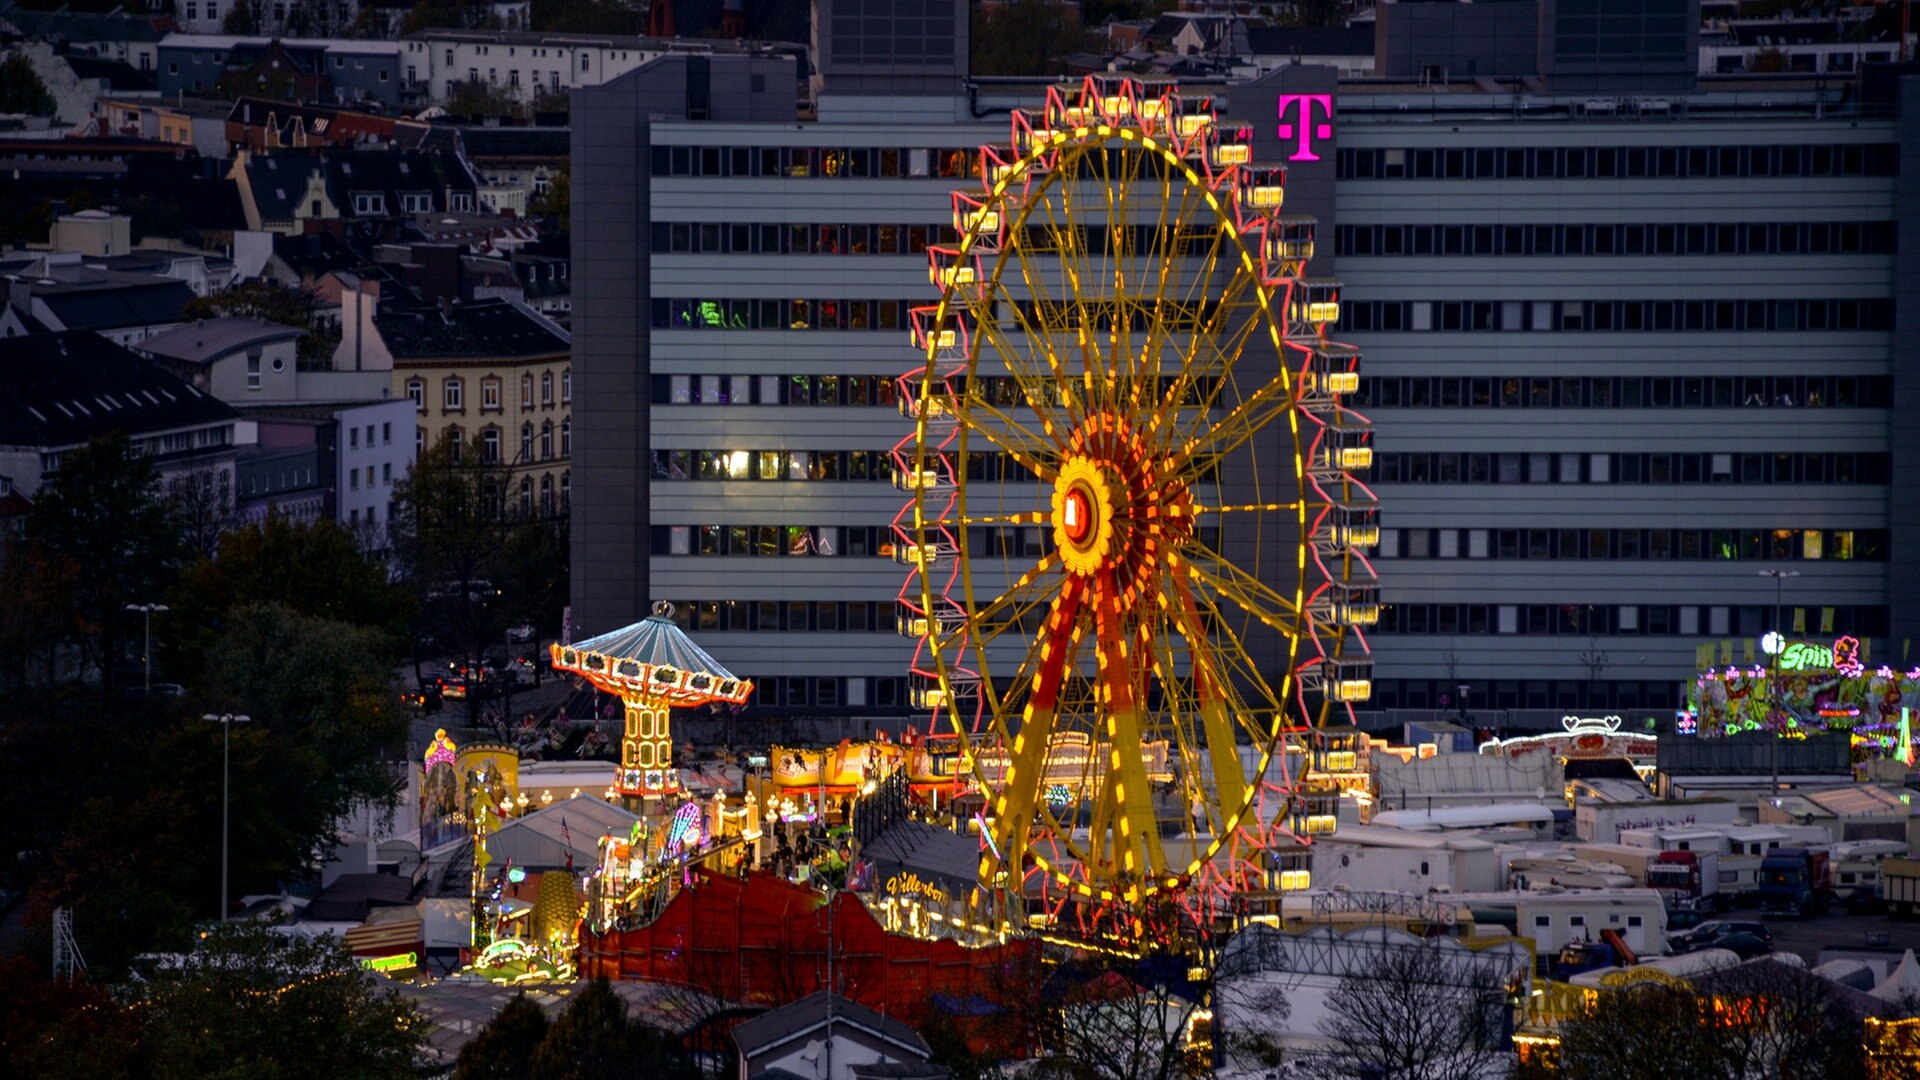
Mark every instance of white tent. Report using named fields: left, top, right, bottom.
left=1870, top=949, right=1920, bottom=1002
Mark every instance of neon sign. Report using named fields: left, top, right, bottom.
left=1778, top=641, right=1834, bottom=672
left=424, top=729, right=457, bottom=770
left=358, top=952, right=418, bottom=973
left=883, top=870, right=952, bottom=906
left=664, top=800, right=706, bottom=853
left=1275, top=93, right=1334, bottom=162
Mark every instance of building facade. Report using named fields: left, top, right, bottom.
left=571, top=48, right=1917, bottom=721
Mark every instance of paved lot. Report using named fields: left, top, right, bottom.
left=1720, top=907, right=1920, bottom=966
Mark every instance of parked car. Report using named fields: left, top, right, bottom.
left=1713, top=932, right=1774, bottom=960
left=506, top=619, right=536, bottom=643
left=1670, top=919, right=1773, bottom=954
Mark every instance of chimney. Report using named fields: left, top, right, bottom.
left=338, top=278, right=381, bottom=372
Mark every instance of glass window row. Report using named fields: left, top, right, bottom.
left=1357, top=374, right=1887, bottom=410
left=649, top=524, right=894, bottom=557
left=1336, top=141, right=1898, bottom=181
left=1372, top=603, right=1888, bottom=638
left=662, top=600, right=900, bottom=633
left=1334, top=220, right=1895, bottom=258
left=1374, top=526, right=1887, bottom=562
left=651, top=373, right=899, bottom=407
left=1375, top=679, right=1681, bottom=713
left=650, top=144, right=985, bottom=179
left=1344, top=297, right=1893, bottom=333
left=651, top=449, right=894, bottom=482
left=1372, top=451, right=1890, bottom=485
left=652, top=221, right=1252, bottom=258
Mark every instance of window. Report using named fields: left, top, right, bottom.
left=562, top=370, right=572, bottom=403
left=541, top=371, right=554, bottom=405
left=416, top=427, right=425, bottom=454
left=520, top=424, right=533, bottom=461
left=482, top=428, right=501, bottom=463
left=383, top=463, right=392, bottom=484
left=443, top=377, right=464, bottom=411
left=246, top=351, right=262, bottom=390
left=520, top=477, right=533, bottom=514
left=560, top=420, right=571, bottom=457
left=521, top=373, right=534, bottom=408
left=482, top=377, right=501, bottom=410
left=382, top=421, right=391, bottom=444
left=350, top=427, right=360, bottom=449
left=540, top=422, right=553, bottom=460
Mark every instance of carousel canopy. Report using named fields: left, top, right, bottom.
left=552, top=608, right=753, bottom=706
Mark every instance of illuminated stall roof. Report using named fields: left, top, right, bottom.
left=553, top=608, right=753, bottom=707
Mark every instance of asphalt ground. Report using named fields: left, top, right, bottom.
left=1720, top=907, right=1920, bottom=966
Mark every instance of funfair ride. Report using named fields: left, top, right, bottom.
left=894, top=76, right=1378, bottom=926
left=550, top=603, right=754, bottom=803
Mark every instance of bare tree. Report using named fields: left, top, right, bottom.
left=1213, top=928, right=1296, bottom=1076
left=1312, top=938, right=1513, bottom=1080
left=1035, top=963, right=1207, bottom=1080
left=169, top=465, right=236, bottom=559
left=1556, top=980, right=1739, bottom=1080
left=1707, top=959, right=1870, bottom=1080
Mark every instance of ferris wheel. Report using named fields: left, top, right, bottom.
left=893, top=77, right=1379, bottom=912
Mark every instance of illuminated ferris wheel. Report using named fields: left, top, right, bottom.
left=893, top=77, right=1379, bottom=912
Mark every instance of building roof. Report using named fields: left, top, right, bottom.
left=1244, top=24, right=1374, bottom=58
left=325, top=148, right=481, bottom=217
left=17, top=270, right=197, bottom=332
left=303, top=872, right=419, bottom=922
left=860, top=819, right=980, bottom=895
left=159, top=32, right=407, bottom=55
left=63, top=54, right=160, bottom=93
left=274, top=230, right=368, bottom=279
left=730, top=991, right=931, bottom=1061
left=0, top=5, right=169, bottom=44
left=243, top=154, right=324, bottom=223
left=0, top=331, right=239, bottom=449
left=373, top=298, right=568, bottom=359
left=460, top=126, right=570, bottom=161
left=139, top=317, right=305, bottom=365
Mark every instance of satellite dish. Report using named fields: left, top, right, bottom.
left=799, top=1038, right=823, bottom=1062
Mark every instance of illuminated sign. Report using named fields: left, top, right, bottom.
left=357, top=952, right=418, bottom=973
left=1275, top=94, right=1334, bottom=162
left=882, top=870, right=952, bottom=906
left=1778, top=641, right=1834, bottom=672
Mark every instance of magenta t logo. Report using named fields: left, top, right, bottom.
left=1276, top=94, right=1334, bottom=162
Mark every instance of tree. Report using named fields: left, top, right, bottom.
left=392, top=431, right=515, bottom=692
left=0, top=533, right=80, bottom=691
left=134, top=920, right=422, bottom=1078
left=443, top=77, right=525, bottom=120
left=1556, top=980, right=1742, bottom=1080
left=0, top=53, right=57, bottom=117
left=1312, top=938, right=1515, bottom=1080
left=166, top=514, right=411, bottom=686
left=0, top=957, right=149, bottom=1079
left=25, top=432, right=184, bottom=689
left=532, top=164, right=570, bottom=231
left=196, top=603, right=411, bottom=885
left=1704, top=960, right=1869, bottom=1080
left=223, top=0, right=261, bottom=33
left=168, top=465, right=237, bottom=559
left=455, top=992, right=551, bottom=1080
left=971, top=0, right=1099, bottom=77
left=1282, top=0, right=1349, bottom=28
left=181, top=281, right=337, bottom=369
left=530, top=977, right=686, bottom=1080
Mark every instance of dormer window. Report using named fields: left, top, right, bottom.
left=353, top=193, right=385, bottom=215
left=401, top=193, right=431, bottom=213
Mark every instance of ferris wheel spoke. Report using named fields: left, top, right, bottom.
left=961, top=553, right=1062, bottom=645
left=1149, top=289, right=1265, bottom=457
left=994, top=231, right=1089, bottom=434
left=1178, top=542, right=1303, bottom=636
left=1168, top=366, right=1295, bottom=471
left=955, top=393, right=1064, bottom=478
left=1091, top=571, right=1168, bottom=888
left=1195, top=501, right=1306, bottom=516
left=990, top=575, right=1088, bottom=884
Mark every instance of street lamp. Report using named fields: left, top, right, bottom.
left=125, top=602, right=168, bottom=694
left=1757, top=570, right=1801, bottom=796
left=203, top=713, right=251, bottom=919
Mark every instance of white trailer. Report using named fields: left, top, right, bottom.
left=1618, top=827, right=1733, bottom=855
left=1514, top=889, right=1669, bottom=960
left=1575, top=799, right=1741, bottom=843
left=1310, top=834, right=1506, bottom=895
left=1564, top=842, right=1665, bottom=883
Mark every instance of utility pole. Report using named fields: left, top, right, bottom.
left=126, top=602, right=168, bottom=693
left=1757, top=570, right=1799, bottom=796
left=203, top=714, right=252, bottom=919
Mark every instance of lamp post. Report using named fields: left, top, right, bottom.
left=203, top=713, right=251, bottom=919
left=125, top=603, right=168, bottom=694
left=1757, top=569, right=1800, bottom=796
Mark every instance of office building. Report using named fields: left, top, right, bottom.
left=571, top=3, right=1916, bottom=720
